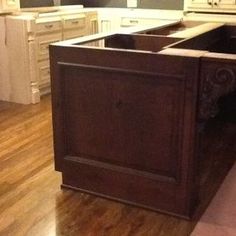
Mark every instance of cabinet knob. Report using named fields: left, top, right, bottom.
left=45, top=24, right=53, bottom=29
left=207, top=0, right=212, bottom=5
left=115, top=99, right=123, bottom=109
left=129, top=20, right=139, bottom=24
left=71, top=21, right=79, bottom=24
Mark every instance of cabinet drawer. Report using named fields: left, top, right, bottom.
left=63, top=14, right=86, bottom=30
left=38, top=60, right=50, bottom=89
left=36, top=17, right=62, bottom=34
left=36, top=33, right=62, bottom=60
left=120, top=17, right=159, bottom=27
left=63, top=29, right=86, bottom=40
left=121, top=18, right=140, bottom=26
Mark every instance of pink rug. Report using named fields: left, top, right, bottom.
left=191, top=163, right=236, bottom=236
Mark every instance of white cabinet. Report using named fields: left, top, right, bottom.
left=97, top=9, right=121, bottom=47
left=98, top=8, right=183, bottom=32
left=38, top=60, right=51, bottom=92
left=216, top=0, right=236, bottom=9
left=62, top=14, right=86, bottom=40
left=186, top=0, right=236, bottom=11
left=0, top=0, right=19, bottom=12
left=187, top=0, right=213, bottom=9
left=98, top=9, right=122, bottom=33
left=86, top=11, right=98, bottom=35
left=120, top=17, right=162, bottom=27
left=35, top=17, right=63, bottom=96
left=85, top=11, right=99, bottom=46
left=0, top=10, right=98, bottom=104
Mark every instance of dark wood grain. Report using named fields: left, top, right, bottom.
left=0, top=95, right=235, bottom=235
left=0, top=95, right=196, bottom=236
left=143, top=21, right=204, bottom=36
left=50, top=41, right=201, bottom=218
left=49, top=30, right=236, bottom=220
left=105, top=34, right=181, bottom=51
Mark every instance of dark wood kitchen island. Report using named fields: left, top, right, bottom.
left=49, top=22, right=236, bottom=219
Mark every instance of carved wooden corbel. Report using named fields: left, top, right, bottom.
left=199, top=66, right=236, bottom=121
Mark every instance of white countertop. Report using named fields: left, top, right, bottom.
left=53, top=19, right=181, bottom=47
left=8, top=6, right=184, bottom=20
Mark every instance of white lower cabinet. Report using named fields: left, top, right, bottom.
left=35, top=17, right=63, bottom=99
left=62, top=14, right=86, bottom=40
left=38, top=60, right=51, bottom=94
left=0, top=10, right=98, bottom=104
left=36, top=33, right=62, bottom=60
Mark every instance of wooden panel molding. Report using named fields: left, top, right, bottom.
left=50, top=43, right=200, bottom=218
left=60, top=62, right=186, bottom=180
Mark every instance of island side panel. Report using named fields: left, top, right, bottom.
left=50, top=45, right=200, bottom=218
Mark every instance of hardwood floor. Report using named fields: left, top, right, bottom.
left=0, top=95, right=197, bottom=236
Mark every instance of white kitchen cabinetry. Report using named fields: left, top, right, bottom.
left=97, top=9, right=122, bottom=47
left=214, top=0, right=236, bottom=9
left=186, top=0, right=236, bottom=11
left=85, top=11, right=99, bottom=46
left=98, top=9, right=183, bottom=32
left=187, top=0, right=213, bottom=9
left=35, top=17, right=63, bottom=96
left=87, top=11, right=99, bottom=35
left=0, top=0, right=19, bottom=12
left=62, top=14, right=86, bottom=40
left=0, top=10, right=98, bottom=104
left=98, top=9, right=122, bottom=33
left=120, top=17, right=164, bottom=27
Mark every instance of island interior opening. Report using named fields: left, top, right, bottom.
left=170, top=25, right=236, bottom=54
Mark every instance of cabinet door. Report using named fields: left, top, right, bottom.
left=85, top=12, right=98, bottom=46
left=1, top=0, right=19, bottom=11
left=62, top=14, right=86, bottom=40
left=187, top=0, right=213, bottom=9
left=36, top=33, right=62, bottom=61
left=63, top=14, right=86, bottom=30
left=217, top=0, right=236, bottom=10
left=63, top=29, right=86, bottom=40
left=218, top=0, right=235, bottom=4
left=86, top=12, right=98, bottom=36
left=187, top=0, right=236, bottom=10
left=98, top=9, right=123, bottom=32
left=38, top=60, right=51, bottom=93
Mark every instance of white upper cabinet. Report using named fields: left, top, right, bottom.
left=186, top=0, right=236, bottom=12
left=0, top=0, right=20, bottom=12
left=187, top=0, right=213, bottom=9
left=216, top=0, right=236, bottom=9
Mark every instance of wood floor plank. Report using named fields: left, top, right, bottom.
left=0, top=95, right=196, bottom=236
